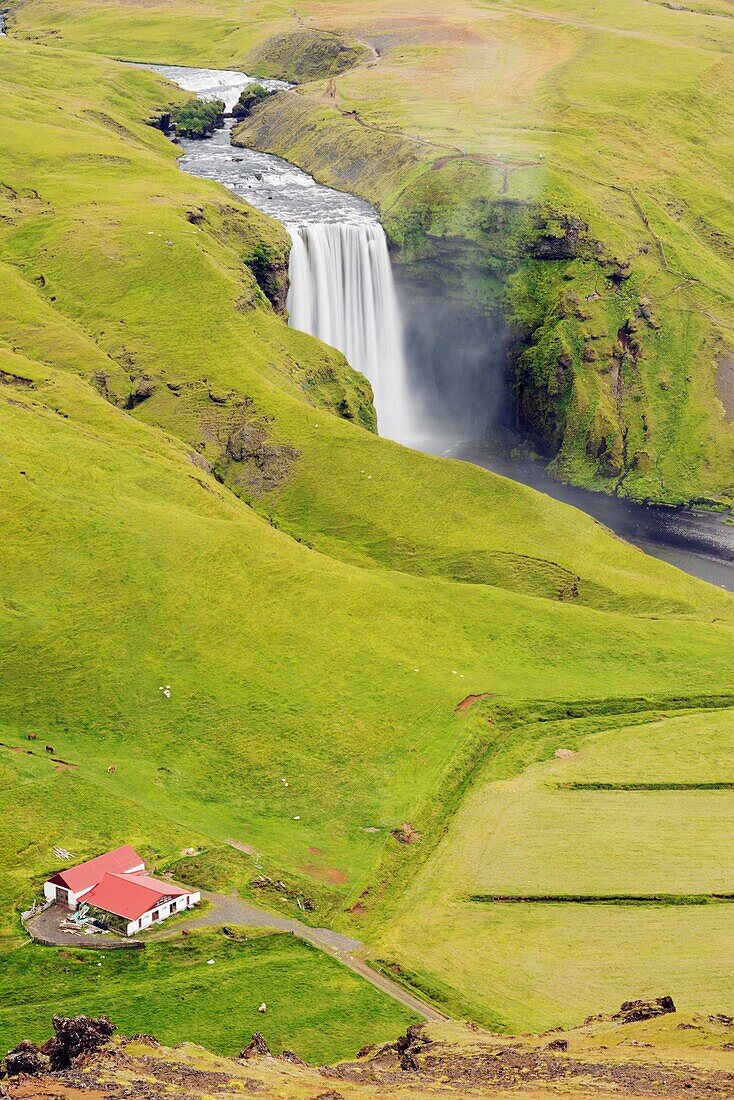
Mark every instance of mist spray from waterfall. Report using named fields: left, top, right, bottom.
left=287, top=223, right=417, bottom=444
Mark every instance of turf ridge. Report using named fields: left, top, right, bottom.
left=468, top=894, right=734, bottom=906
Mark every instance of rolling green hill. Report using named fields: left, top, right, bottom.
left=0, top=6, right=733, bottom=1051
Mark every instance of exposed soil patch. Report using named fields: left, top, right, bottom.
left=454, top=692, right=495, bottom=713
left=0, top=369, right=35, bottom=388
left=716, top=353, right=734, bottom=420
left=225, top=838, right=261, bottom=857
left=308, top=847, right=324, bottom=856
left=298, top=864, right=349, bottom=885
left=391, top=823, right=421, bottom=845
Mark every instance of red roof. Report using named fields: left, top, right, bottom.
left=51, top=845, right=144, bottom=895
left=86, top=872, right=187, bottom=921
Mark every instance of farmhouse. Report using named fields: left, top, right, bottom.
left=44, top=845, right=200, bottom=936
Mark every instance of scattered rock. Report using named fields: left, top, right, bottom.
left=208, top=391, right=229, bottom=405
left=544, top=1038, right=569, bottom=1051
left=554, top=748, right=576, bottom=760
left=612, top=996, right=676, bottom=1024
left=280, top=1049, right=306, bottom=1065
left=239, top=1033, right=271, bottom=1059
left=4, top=1040, right=50, bottom=1077
left=312, top=1092, right=345, bottom=1100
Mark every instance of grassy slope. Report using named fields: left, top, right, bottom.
left=0, top=930, right=416, bottom=1062
left=0, top=26, right=733, bottom=1039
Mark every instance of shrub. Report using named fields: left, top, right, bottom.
left=174, top=98, right=225, bottom=139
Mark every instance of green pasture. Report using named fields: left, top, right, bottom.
left=0, top=930, right=416, bottom=1062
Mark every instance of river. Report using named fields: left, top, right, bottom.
left=147, top=65, right=734, bottom=592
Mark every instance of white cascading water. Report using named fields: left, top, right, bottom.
left=145, top=64, right=418, bottom=444
left=287, top=223, right=416, bottom=445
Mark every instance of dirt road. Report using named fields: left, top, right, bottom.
left=155, top=891, right=447, bottom=1023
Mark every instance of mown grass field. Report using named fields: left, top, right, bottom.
left=0, top=930, right=416, bottom=1062
left=374, top=705, right=734, bottom=1030
left=0, top=6, right=732, bottom=1046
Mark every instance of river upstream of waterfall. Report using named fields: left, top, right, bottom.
left=150, top=65, right=734, bottom=592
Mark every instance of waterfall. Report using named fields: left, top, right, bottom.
left=287, top=223, right=416, bottom=444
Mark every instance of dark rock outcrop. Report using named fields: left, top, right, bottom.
left=4, top=1016, right=115, bottom=1077
left=279, top=1048, right=306, bottom=1065
left=246, top=246, right=289, bottom=315
left=45, top=1014, right=116, bottom=1069
left=4, top=1040, right=50, bottom=1077
left=239, top=1033, right=271, bottom=1059
left=219, top=421, right=300, bottom=494
left=232, top=83, right=275, bottom=120
left=126, top=376, right=156, bottom=409
left=612, top=997, right=676, bottom=1024
left=526, top=212, right=590, bottom=261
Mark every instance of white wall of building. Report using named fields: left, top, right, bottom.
left=126, top=892, right=200, bottom=936
left=44, top=882, right=79, bottom=907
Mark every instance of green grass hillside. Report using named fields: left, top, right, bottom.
left=0, top=19, right=733, bottom=1045
left=0, top=930, right=417, bottom=1062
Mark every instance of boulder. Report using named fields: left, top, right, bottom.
left=5, top=1040, right=50, bottom=1077
left=544, top=1038, right=569, bottom=1051
left=239, top=1032, right=271, bottom=1059
left=43, top=1014, right=116, bottom=1069
left=279, top=1048, right=306, bottom=1065
left=612, top=997, right=676, bottom=1024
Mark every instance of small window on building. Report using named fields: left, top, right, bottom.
left=152, top=909, right=159, bottom=922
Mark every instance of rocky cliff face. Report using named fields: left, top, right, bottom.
left=234, top=93, right=733, bottom=507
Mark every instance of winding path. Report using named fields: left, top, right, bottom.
left=153, top=891, right=447, bottom=1023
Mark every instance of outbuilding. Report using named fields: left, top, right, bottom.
left=43, top=845, right=200, bottom=935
